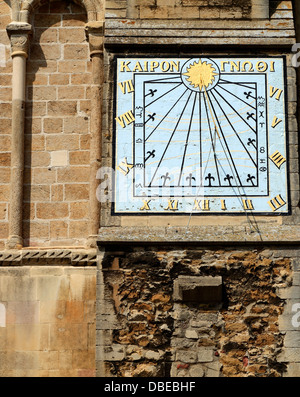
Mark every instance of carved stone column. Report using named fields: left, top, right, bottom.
left=85, top=21, right=105, bottom=248
left=6, top=22, right=32, bottom=250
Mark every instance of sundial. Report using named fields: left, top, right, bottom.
left=113, top=57, right=288, bottom=215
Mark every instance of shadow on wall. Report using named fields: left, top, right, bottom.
left=270, top=1, right=283, bottom=17
left=22, top=0, right=88, bottom=246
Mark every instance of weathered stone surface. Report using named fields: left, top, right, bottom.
left=174, top=276, right=222, bottom=303
left=98, top=247, right=293, bottom=377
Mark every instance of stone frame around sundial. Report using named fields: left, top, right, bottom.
left=98, top=48, right=299, bottom=242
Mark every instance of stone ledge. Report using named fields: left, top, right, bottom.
left=0, top=249, right=98, bottom=266
left=97, top=225, right=300, bottom=245
left=174, top=276, right=222, bottom=303
left=104, top=18, right=295, bottom=46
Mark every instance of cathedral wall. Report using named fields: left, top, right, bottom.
left=0, top=0, right=300, bottom=378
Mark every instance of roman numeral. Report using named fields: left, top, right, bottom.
left=269, top=151, right=286, bottom=169
left=140, top=200, right=151, bottom=211
left=193, top=200, right=210, bottom=211
left=164, top=200, right=178, bottom=211
left=221, top=199, right=227, bottom=211
left=116, top=158, right=134, bottom=175
left=202, top=200, right=210, bottom=211
left=115, top=110, right=135, bottom=128
left=118, top=79, right=134, bottom=95
left=267, top=195, right=286, bottom=211
left=271, top=116, right=282, bottom=129
left=270, top=86, right=283, bottom=101
left=242, top=199, right=254, bottom=210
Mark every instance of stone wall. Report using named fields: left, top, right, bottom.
left=106, top=0, right=252, bottom=20
left=97, top=246, right=300, bottom=377
left=24, top=1, right=91, bottom=248
left=0, top=264, right=96, bottom=376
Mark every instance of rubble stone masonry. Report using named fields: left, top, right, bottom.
left=98, top=246, right=297, bottom=377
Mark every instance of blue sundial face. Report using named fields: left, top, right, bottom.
left=113, top=57, right=288, bottom=215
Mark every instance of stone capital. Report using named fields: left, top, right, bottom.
left=85, top=21, right=105, bottom=57
left=6, top=22, right=32, bottom=58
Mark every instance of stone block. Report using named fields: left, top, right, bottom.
left=50, top=323, right=88, bottom=350
left=58, top=350, right=73, bottom=369
left=72, top=74, right=92, bottom=85
left=57, top=166, right=89, bottom=183
left=47, top=100, right=77, bottom=116
left=39, top=351, right=59, bottom=370
left=173, top=276, right=222, bottom=303
left=204, top=361, right=221, bottom=377
left=64, top=117, right=89, bottom=133
left=278, top=348, right=300, bottom=363
left=176, top=349, right=198, bottom=363
left=49, top=74, right=70, bottom=86
left=65, top=184, right=89, bottom=201
left=51, top=184, right=64, bottom=201
left=72, top=350, right=95, bottom=369
left=62, top=14, right=87, bottom=27
left=58, top=60, right=87, bottom=74
left=69, top=220, right=90, bottom=238
left=185, top=329, right=198, bottom=339
left=293, top=258, right=300, bottom=272
left=11, top=324, right=47, bottom=351
left=197, top=348, right=214, bottom=363
left=6, top=301, right=40, bottom=325
left=284, top=363, right=300, bottom=377
left=58, top=86, right=85, bottom=100
left=292, top=272, right=300, bottom=285
left=70, top=202, right=89, bottom=219
left=63, top=44, right=88, bottom=60
left=36, top=275, right=70, bottom=301
left=59, top=28, right=86, bottom=43
left=0, top=204, right=7, bottom=220
left=104, top=344, right=125, bottom=361
left=34, top=14, right=61, bottom=28
left=0, top=153, right=11, bottom=167
left=23, top=221, right=50, bottom=240
left=69, top=151, right=90, bottom=166
left=277, top=286, right=300, bottom=300
left=50, top=220, right=69, bottom=239
left=96, top=311, right=120, bottom=329
left=30, top=44, right=61, bottom=61
left=189, top=363, right=204, bottom=377
left=284, top=331, right=300, bottom=348
left=28, top=152, right=51, bottom=168
left=0, top=276, right=37, bottom=301
left=36, top=203, right=69, bottom=220
left=0, top=222, right=8, bottom=239
left=50, top=150, right=69, bottom=167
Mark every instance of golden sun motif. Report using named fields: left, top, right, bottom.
left=183, top=60, right=218, bottom=91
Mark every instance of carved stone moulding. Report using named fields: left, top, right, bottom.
left=6, top=22, right=32, bottom=58
left=0, top=249, right=98, bottom=266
